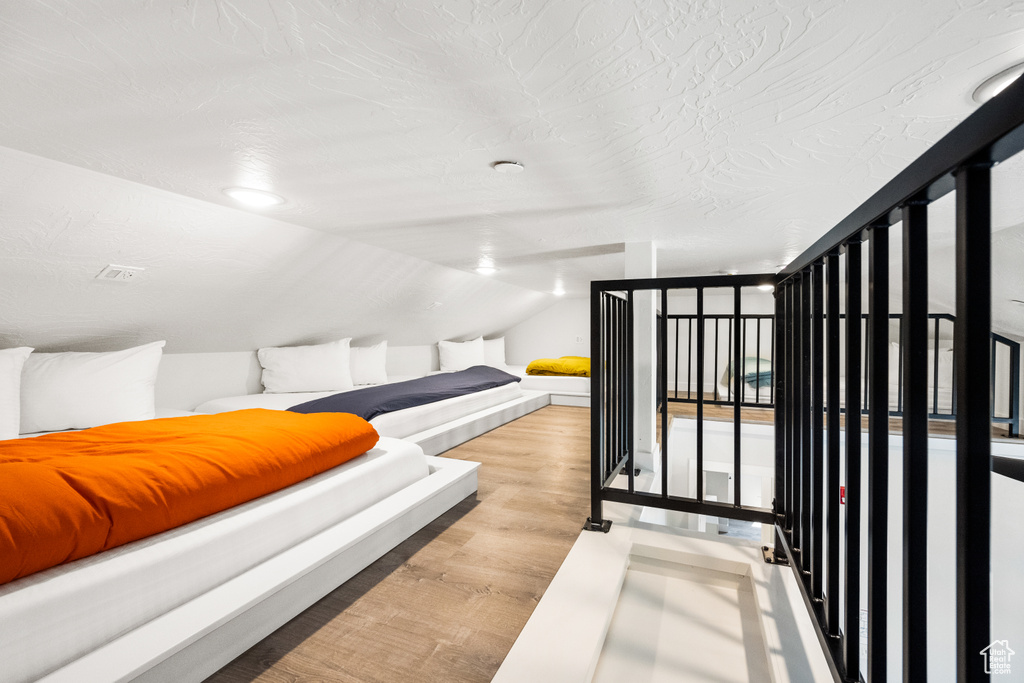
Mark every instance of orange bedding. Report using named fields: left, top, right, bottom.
left=0, top=409, right=379, bottom=585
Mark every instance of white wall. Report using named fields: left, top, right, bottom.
left=503, top=297, right=590, bottom=366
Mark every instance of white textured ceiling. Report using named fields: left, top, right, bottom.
left=1, top=0, right=1023, bottom=350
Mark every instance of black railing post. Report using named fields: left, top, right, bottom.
left=696, top=287, right=705, bottom=503
left=775, top=284, right=787, bottom=529
left=734, top=286, right=743, bottom=507
left=587, top=286, right=607, bottom=531
left=867, top=224, right=889, bottom=682
left=660, top=288, right=669, bottom=498
left=825, top=251, right=842, bottom=639
left=843, top=237, right=863, bottom=680
left=901, top=200, right=929, bottom=682
left=622, top=296, right=629, bottom=469
left=787, top=280, right=797, bottom=534
left=810, top=261, right=825, bottom=602
left=955, top=162, right=991, bottom=682
left=800, top=272, right=812, bottom=577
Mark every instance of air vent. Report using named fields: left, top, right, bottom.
left=96, top=264, right=145, bottom=282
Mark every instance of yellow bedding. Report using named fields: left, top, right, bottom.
left=525, top=356, right=590, bottom=377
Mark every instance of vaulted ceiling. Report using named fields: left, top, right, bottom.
left=1, top=1, right=1023, bottom=351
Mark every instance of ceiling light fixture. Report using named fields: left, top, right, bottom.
left=491, top=161, right=524, bottom=174
left=223, top=187, right=285, bottom=208
left=758, top=284, right=775, bottom=292
left=553, top=285, right=566, bottom=296
left=972, top=62, right=1024, bottom=104
left=476, top=257, right=497, bottom=275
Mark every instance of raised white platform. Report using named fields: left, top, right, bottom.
left=402, top=389, right=549, bottom=455
left=493, top=513, right=832, bottom=683
left=37, top=456, right=479, bottom=683
left=550, top=391, right=590, bottom=407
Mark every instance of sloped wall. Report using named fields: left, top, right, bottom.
left=0, top=146, right=551, bottom=353
left=503, top=298, right=590, bottom=365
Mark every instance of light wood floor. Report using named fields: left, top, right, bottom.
left=206, top=405, right=592, bottom=683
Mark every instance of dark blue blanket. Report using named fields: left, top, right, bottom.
left=288, top=365, right=521, bottom=421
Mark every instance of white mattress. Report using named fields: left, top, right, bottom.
left=507, top=365, right=591, bottom=394
left=0, top=437, right=428, bottom=683
left=194, top=382, right=524, bottom=439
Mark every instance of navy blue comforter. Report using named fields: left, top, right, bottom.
left=287, top=365, right=521, bottom=421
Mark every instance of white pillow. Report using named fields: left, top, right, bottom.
left=350, top=340, right=388, bottom=386
left=483, top=337, right=506, bottom=368
left=258, top=338, right=353, bottom=393
left=20, top=341, right=165, bottom=434
left=0, top=347, right=33, bottom=439
left=438, top=336, right=485, bottom=372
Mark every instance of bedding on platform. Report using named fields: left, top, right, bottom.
left=0, top=409, right=378, bottom=585
left=0, top=435, right=428, bottom=683
left=194, top=382, right=522, bottom=440
left=525, top=356, right=591, bottom=377
left=289, top=364, right=520, bottom=420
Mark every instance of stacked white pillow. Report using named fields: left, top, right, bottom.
left=350, top=340, right=388, bottom=386
left=258, top=338, right=354, bottom=393
left=483, top=337, right=507, bottom=368
left=438, top=336, right=509, bottom=372
left=438, top=336, right=485, bottom=372
left=19, top=341, right=166, bottom=434
left=0, top=347, right=34, bottom=439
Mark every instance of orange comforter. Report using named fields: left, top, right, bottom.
left=0, top=409, right=379, bottom=585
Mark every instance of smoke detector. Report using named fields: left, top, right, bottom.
left=96, top=264, right=145, bottom=282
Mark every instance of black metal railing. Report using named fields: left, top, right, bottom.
left=588, top=275, right=777, bottom=533
left=772, top=73, right=1024, bottom=682
left=665, top=311, right=1020, bottom=436
left=588, top=68, right=1024, bottom=683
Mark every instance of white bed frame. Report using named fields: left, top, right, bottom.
left=36, top=455, right=479, bottom=683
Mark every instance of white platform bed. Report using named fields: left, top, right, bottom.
left=506, top=365, right=591, bottom=407
left=0, top=437, right=479, bottom=683
left=194, top=382, right=551, bottom=455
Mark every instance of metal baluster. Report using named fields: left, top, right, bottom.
left=867, top=225, right=889, bottom=682
left=844, top=238, right=863, bottom=680
left=811, top=261, right=825, bottom=600
left=954, top=163, right=991, bottom=683
left=902, top=201, right=929, bottom=682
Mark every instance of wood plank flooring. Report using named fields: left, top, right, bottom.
left=206, top=405, right=592, bottom=683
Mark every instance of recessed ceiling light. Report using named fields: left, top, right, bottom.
left=972, top=62, right=1024, bottom=104
left=223, top=187, right=285, bottom=208
left=758, top=284, right=775, bottom=292
left=476, top=257, right=498, bottom=275
left=491, top=161, right=524, bottom=174
left=553, top=286, right=566, bottom=296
